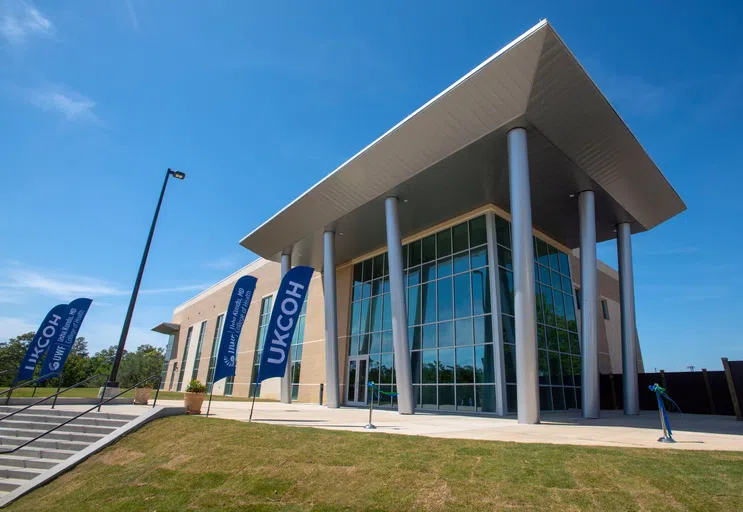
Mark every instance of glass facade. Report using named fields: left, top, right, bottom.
left=348, top=212, right=581, bottom=414
left=290, top=299, right=307, bottom=400
left=190, top=320, right=207, bottom=381
left=206, top=314, right=225, bottom=392
left=248, top=295, right=307, bottom=399
left=159, top=333, right=176, bottom=390
left=176, top=326, right=193, bottom=392
left=249, top=296, right=273, bottom=397
left=350, top=215, right=496, bottom=412
left=494, top=215, right=581, bottom=413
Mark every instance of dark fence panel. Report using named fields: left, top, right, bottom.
left=709, top=370, right=735, bottom=416
left=599, top=367, right=738, bottom=416
left=663, top=371, right=710, bottom=414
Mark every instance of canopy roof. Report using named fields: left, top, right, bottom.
left=240, top=20, right=685, bottom=270
left=151, top=322, right=180, bottom=335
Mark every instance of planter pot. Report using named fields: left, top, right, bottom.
left=184, top=392, right=206, bottom=414
left=134, top=388, right=151, bottom=405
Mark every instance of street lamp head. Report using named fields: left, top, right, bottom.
left=168, top=168, right=186, bottom=180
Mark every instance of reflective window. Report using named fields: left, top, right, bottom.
left=495, top=213, right=581, bottom=412
left=349, top=213, right=578, bottom=414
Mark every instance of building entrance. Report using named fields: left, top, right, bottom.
left=345, top=356, right=369, bottom=405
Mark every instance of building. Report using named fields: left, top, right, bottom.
left=153, top=20, right=684, bottom=424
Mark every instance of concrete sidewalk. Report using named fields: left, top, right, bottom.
left=157, top=399, right=743, bottom=451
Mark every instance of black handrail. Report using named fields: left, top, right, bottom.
left=1, top=373, right=60, bottom=404
left=0, top=375, right=163, bottom=455
left=0, top=373, right=108, bottom=422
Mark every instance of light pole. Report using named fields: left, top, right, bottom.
left=106, top=168, right=185, bottom=389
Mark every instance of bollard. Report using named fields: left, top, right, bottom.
left=364, top=381, right=377, bottom=430
left=319, top=383, right=324, bottom=406
left=649, top=383, right=675, bottom=443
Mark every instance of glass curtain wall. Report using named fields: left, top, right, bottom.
left=349, top=211, right=581, bottom=414
left=190, top=320, right=207, bottom=381
left=289, top=299, right=307, bottom=400
left=248, top=296, right=273, bottom=397
left=176, top=326, right=193, bottom=392
left=159, top=334, right=176, bottom=390
left=206, top=314, right=225, bottom=392
left=493, top=215, right=581, bottom=413
left=349, top=215, right=496, bottom=412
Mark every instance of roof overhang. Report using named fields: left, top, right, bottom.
left=240, top=20, right=685, bottom=270
left=151, top=322, right=180, bottom=335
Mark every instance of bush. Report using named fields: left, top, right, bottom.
left=185, top=379, right=206, bottom=393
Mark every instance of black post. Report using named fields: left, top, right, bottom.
left=248, top=391, right=258, bottom=423
left=51, top=372, right=64, bottom=409
left=205, top=390, right=214, bottom=418
left=107, top=169, right=183, bottom=387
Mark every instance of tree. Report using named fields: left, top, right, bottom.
left=60, top=337, right=92, bottom=387
left=88, top=346, right=119, bottom=383
left=0, top=332, right=33, bottom=386
left=118, top=345, right=164, bottom=388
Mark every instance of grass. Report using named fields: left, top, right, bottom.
left=0, top=387, right=263, bottom=402
left=6, top=416, right=743, bottom=511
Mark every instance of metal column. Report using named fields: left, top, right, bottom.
left=617, top=222, right=639, bottom=415
left=579, top=190, right=599, bottom=418
left=384, top=196, right=415, bottom=415
left=280, top=253, right=292, bottom=404
left=323, top=231, right=340, bottom=408
left=507, top=128, right=539, bottom=424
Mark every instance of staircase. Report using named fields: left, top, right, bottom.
left=0, top=404, right=176, bottom=506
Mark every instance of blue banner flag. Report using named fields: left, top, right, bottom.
left=40, top=298, right=93, bottom=382
left=257, top=266, right=314, bottom=383
left=14, top=304, right=71, bottom=384
left=213, top=275, right=258, bottom=384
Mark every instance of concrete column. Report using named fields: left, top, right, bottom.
left=280, top=253, right=292, bottom=404
left=617, top=222, right=639, bottom=415
left=579, top=190, right=599, bottom=418
left=323, top=231, right=340, bottom=408
left=485, top=212, right=507, bottom=416
left=507, top=128, right=539, bottom=424
left=384, top=196, right=414, bottom=415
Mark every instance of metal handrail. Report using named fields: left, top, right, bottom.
left=0, top=373, right=108, bottom=422
left=1, top=373, right=60, bottom=404
left=0, top=375, right=162, bottom=455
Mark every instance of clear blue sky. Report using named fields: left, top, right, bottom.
left=1, top=1, right=740, bottom=371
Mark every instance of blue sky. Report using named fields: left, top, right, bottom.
left=0, top=1, right=741, bottom=371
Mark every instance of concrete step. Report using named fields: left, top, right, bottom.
left=0, top=478, right=27, bottom=492
left=0, top=427, right=103, bottom=444
left=0, top=419, right=116, bottom=436
left=0, top=455, right=57, bottom=470
left=0, top=435, right=89, bottom=452
left=2, top=413, right=130, bottom=428
left=0, top=407, right=138, bottom=422
left=10, top=447, right=76, bottom=461
left=0, top=466, right=44, bottom=481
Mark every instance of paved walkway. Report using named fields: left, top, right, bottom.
left=156, top=399, right=743, bottom=451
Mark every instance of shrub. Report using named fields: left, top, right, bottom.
left=185, top=379, right=207, bottom=394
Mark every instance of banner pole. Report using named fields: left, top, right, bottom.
left=248, top=388, right=258, bottom=423
left=51, top=372, right=64, bottom=409
left=206, top=389, right=214, bottom=418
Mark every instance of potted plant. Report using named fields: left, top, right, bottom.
left=184, top=379, right=207, bottom=414
left=134, top=382, right=153, bottom=405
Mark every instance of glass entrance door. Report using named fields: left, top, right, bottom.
left=346, top=356, right=369, bottom=405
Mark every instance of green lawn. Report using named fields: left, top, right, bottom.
left=0, top=387, right=261, bottom=402
left=6, top=416, right=742, bottom=511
